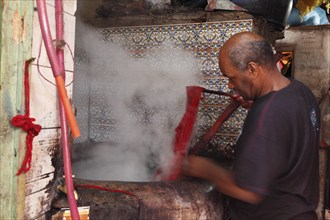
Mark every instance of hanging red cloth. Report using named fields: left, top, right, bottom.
left=155, top=86, right=241, bottom=181
left=11, top=59, right=42, bottom=175
left=154, top=86, right=204, bottom=181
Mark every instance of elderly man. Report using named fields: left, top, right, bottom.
left=183, top=32, right=320, bottom=219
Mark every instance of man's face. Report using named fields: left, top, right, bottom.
left=219, top=52, right=255, bottom=100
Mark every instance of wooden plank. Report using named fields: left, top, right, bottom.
left=0, top=0, right=34, bottom=219
left=25, top=188, right=52, bottom=220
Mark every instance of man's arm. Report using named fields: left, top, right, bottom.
left=183, top=155, right=264, bottom=204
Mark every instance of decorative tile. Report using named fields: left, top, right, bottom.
left=73, top=122, right=89, bottom=143
left=89, top=124, right=122, bottom=143
left=74, top=20, right=253, bottom=158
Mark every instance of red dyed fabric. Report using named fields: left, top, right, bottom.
left=163, top=86, right=204, bottom=180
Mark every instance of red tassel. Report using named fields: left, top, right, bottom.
left=11, top=59, right=42, bottom=175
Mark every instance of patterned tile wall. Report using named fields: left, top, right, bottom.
left=73, top=51, right=90, bottom=143
left=74, top=20, right=253, bottom=159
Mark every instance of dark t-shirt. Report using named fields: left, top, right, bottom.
left=230, top=79, right=320, bottom=220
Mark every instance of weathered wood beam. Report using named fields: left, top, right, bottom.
left=0, top=1, right=34, bottom=219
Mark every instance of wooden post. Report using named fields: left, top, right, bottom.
left=0, top=1, right=34, bottom=219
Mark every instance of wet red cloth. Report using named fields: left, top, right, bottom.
left=162, top=86, right=204, bottom=180
left=155, top=86, right=241, bottom=181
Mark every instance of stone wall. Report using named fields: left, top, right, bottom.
left=276, top=27, right=330, bottom=102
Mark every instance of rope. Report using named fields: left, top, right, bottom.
left=75, top=184, right=140, bottom=201
left=11, top=59, right=42, bottom=175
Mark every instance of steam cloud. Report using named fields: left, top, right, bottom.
left=72, top=23, right=201, bottom=181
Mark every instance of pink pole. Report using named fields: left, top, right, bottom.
left=37, top=0, right=80, bottom=219
left=36, top=0, right=61, bottom=76
left=54, top=0, right=80, bottom=219
left=36, top=0, right=80, bottom=138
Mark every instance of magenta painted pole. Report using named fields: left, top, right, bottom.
left=36, top=0, right=80, bottom=139
left=54, top=0, right=80, bottom=219
left=36, top=0, right=80, bottom=219
left=36, top=0, right=61, bottom=76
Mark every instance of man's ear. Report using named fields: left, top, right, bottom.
left=246, top=62, right=259, bottom=80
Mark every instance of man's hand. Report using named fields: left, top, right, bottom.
left=182, top=155, right=217, bottom=180
left=183, top=155, right=264, bottom=204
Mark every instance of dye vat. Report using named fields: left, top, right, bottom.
left=52, top=178, right=224, bottom=219
left=64, top=20, right=253, bottom=220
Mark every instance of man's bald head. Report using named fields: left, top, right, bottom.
left=220, top=32, right=276, bottom=71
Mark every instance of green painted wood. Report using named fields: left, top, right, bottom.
left=0, top=0, right=2, bottom=60
left=0, top=1, right=34, bottom=219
